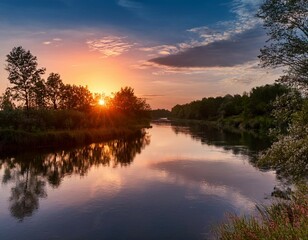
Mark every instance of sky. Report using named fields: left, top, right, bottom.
left=0, top=0, right=282, bottom=109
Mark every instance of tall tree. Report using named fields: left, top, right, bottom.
left=256, top=0, right=308, bottom=183
left=46, top=73, right=64, bottom=109
left=5, top=46, right=45, bottom=111
left=257, top=0, right=308, bottom=91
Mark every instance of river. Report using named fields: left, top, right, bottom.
left=0, top=123, right=280, bottom=240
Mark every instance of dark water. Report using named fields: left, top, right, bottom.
left=0, top=123, right=280, bottom=240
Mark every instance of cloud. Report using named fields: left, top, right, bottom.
left=117, top=0, right=142, bottom=9
left=150, top=26, right=266, bottom=68
left=42, top=37, right=64, bottom=45
left=139, top=45, right=180, bottom=56
left=86, top=36, right=135, bottom=57
left=143, top=0, right=264, bottom=68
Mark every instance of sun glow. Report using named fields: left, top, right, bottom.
left=98, top=99, right=105, bottom=106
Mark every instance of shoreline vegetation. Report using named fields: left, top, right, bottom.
left=0, top=124, right=150, bottom=152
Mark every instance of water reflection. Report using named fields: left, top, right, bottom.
left=0, top=130, right=150, bottom=221
left=171, top=122, right=271, bottom=162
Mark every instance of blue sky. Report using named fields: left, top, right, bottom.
left=0, top=0, right=281, bottom=109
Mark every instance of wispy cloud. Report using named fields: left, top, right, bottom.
left=186, top=0, right=262, bottom=48
left=86, top=36, right=136, bottom=58
left=42, top=37, right=63, bottom=46
left=117, top=0, right=143, bottom=9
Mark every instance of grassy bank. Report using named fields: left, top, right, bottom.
left=216, top=187, right=308, bottom=240
left=0, top=124, right=150, bottom=151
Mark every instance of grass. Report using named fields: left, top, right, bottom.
left=215, top=186, right=308, bottom=240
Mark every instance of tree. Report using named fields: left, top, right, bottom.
left=46, top=73, right=64, bottom=109
left=111, top=87, right=150, bottom=114
left=33, top=79, right=47, bottom=109
left=5, top=46, right=46, bottom=111
left=248, top=84, right=289, bottom=116
left=256, top=0, right=308, bottom=183
left=0, top=88, right=15, bottom=111
left=257, top=0, right=308, bottom=90
left=59, top=84, right=94, bottom=111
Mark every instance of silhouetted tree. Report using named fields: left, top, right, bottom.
left=60, top=84, right=94, bottom=111
left=46, top=73, right=64, bottom=109
left=5, top=46, right=45, bottom=111
left=111, top=87, right=150, bottom=115
left=33, top=79, right=47, bottom=109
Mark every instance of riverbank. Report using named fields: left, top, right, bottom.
left=0, top=123, right=150, bottom=152
left=216, top=186, right=308, bottom=240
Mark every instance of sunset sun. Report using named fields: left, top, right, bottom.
left=98, top=99, right=105, bottom=106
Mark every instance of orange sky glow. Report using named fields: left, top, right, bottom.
left=0, top=24, right=282, bottom=109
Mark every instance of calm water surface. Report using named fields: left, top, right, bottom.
left=0, top=123, right=280, bottom=240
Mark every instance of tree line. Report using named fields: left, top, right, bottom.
left=0, top=47, right=150, bottom=131
left=171, top=83, right=291, bottom=132
left=1, top=46, right=150, bottom=114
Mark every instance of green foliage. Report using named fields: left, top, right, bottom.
left=257, top=0, right=308, bottom=90
left=216, top=187, right=308, bottom=240
left=270, top=90, right=303, bottom=136
left=255, top=0, right=308, bottom=183
left=258, top=100, right=308, bottom=182
left=171, top=84, right=289, bottom=133
left=249, top=84, right=289, bottom=115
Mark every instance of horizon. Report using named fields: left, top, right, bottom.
left=0, top=0, right=283, bottom=109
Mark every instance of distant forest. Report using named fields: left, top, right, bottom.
left=152, top=83, right=304, bottom=134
